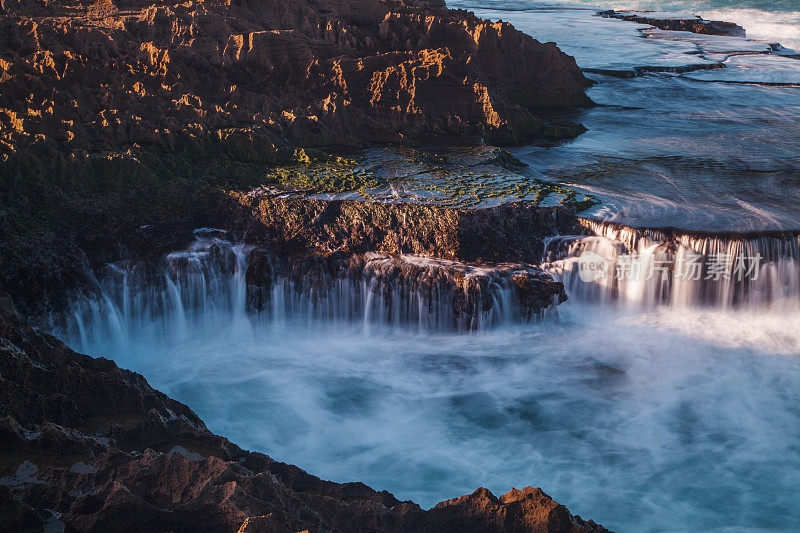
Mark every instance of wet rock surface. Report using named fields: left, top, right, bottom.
left=244, top=251, right=567, bottom=327
left=0, top=292, right=607, bottom=532
left=233, top=193, right=578, bottom=264
left=598, top=10, right=746, bottom=38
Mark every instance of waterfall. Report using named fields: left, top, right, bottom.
left=54, top=230, right=560, bottom=351
left=544, top=219, right=800, bottom=310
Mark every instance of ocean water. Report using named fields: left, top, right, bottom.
left=601, top=0, right=800, bottom=50
left=452, top=0, right=800, bottom=231
left=460, top=0, right=800, bottom=49
left=58, top=232, right=800, bottom=532
left=74, top=308, right=800, bottom=532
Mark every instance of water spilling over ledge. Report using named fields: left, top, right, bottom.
left=545, top=218, right=800, bottom=309
left=18, top=194, right=800, bottom=532
left=55, top=230, right=566, bottom=352
left=42, top=217, right=800, bottom=532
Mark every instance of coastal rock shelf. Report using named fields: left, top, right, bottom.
left=232, top=193, right=578, bottom=264
left=1, top=0, right=800, bottom=529
left=547, top=218, right=800, bottom=309
left=0, top=0, right=593, bottom=316
left=598, top=10, right=746, bottom=37
left=56, top=231, right=568, bottom=349
left=0, top=0, right=591, bottom=163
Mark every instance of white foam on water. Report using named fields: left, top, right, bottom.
left=60, top=299, right=800, bottom=532
left=51, top=229, right=800, bottom=532
left=44, top=2, right=800, bottom=529
left=696, top=8, right=800, bottom=49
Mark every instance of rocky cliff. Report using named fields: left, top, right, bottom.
left=0, top=0, right=591, bottom=160
left=0, top=0, right=607, bottom=530
left=0, top=0, right=592, bottom=311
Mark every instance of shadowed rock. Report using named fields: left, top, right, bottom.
left=243, top=251, right=567, bottom=327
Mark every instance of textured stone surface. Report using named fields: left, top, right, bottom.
left=232, top=193, right=578, bottom=263
left=0, top=0, right=592, bottom=159
left=0, top=0, right=593, bottom=312
left=0, top=292, right=608, bottom=532
left=244, top=251, right=568, bottom=326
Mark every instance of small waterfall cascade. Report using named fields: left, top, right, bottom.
left=53, top=230, right=555, bottom=351
left=544, top=219, right=800, bottom=309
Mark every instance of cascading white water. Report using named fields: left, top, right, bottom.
left=48, top=223, right=800, bottom=532
left=544, top=219, right=800, bottom=310
left=55, top=230, right=542, bottom=353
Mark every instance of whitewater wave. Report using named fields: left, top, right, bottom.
left=458, top=0, right=800, bottom=50
left=696, top=7, right=800, bottom=49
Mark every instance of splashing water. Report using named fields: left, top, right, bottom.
left=545, top=219, right=800, bottom=310
left=48, top=224, right=800, bottom=532
left=55, top=232, right=546, bottom=355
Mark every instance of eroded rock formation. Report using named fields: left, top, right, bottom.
left=0, top=0, right=591, bottom=309
left=0, top=292, right=607, bottom=532
left=242, top=251, right=567, bottom=327
left=0, top=0, right=591, bottom=162
left=0, top=1, right=605, bottom=528
left=233, top=193, right=578, bottom=263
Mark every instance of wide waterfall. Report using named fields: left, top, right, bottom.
left=54, top=229, right=547, bottom=353
left=46, top=222, right=800, bottom=532
left=544, top=219, right=800, bottom=309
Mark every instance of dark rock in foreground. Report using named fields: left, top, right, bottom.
left=598, top=10, right=746, bottom=37
left=0, top=292, right=608, bottom=532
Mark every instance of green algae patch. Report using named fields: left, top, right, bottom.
left=266, top=159, right=382, bottom=194
left=261, top=147, right=599, bottom=211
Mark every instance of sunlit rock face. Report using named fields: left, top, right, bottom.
left=231, top=193, right=579, bottom=263
left=0, top=0, right=591, bottom=159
